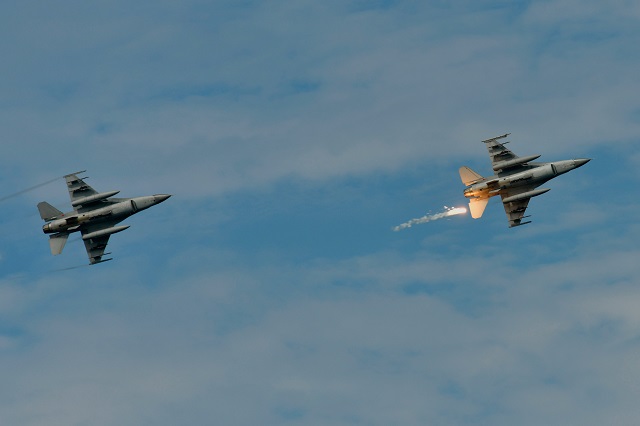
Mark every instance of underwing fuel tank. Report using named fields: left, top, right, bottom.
left=82, top=225, right=130, bottom=240
left=71, top=190, right=120, bottom=207
left=492, top=154, right=541, bottom=171
left=502, top=188, right=550, bottom=204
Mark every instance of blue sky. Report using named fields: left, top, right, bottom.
left=1, top=1, right=640, bottom=424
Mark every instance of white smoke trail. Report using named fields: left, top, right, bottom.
left=0, top=175, right=63, bottom=203
left=393, top=206, right=467, bottom=231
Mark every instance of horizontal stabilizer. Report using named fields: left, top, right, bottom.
left=469, top=198, right=489, bottom=219
left=49, top=233, right=69, bottom=255
left=459, top=166, right=484, bottom=186
left=38, top=202, right=63, bottom=221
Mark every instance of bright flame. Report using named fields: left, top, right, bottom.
left=448, top=207, right=467, bottom=215
left=393, top=206, right=468, bottom=231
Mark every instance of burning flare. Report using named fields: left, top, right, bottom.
left=393, top=206, right=467, bottom=231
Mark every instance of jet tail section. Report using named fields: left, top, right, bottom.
left=38, top=202, right=63, bottom=221
left=49, top=233, right=69, bottom=255
left=459, top=166, right=484, bottom=186
left=469, top=198, right=489, bottom=219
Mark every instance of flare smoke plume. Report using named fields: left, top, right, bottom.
left=393, top=206, right=467, bottom=231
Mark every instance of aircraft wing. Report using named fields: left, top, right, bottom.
left=501, top=191, right=532, bottom=228
left=482, top=134, right=543, bottom=178
left=482, top=133, right=519, bottom=170
left=81, top=221, right=120, bottom=264
left=65, top=171, right=119, bottom=213
left=83, top=234, right=111, bottom=264
left=65, top=171, right=96, bottom=206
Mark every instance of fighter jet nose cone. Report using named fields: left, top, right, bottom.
left=154, top=194, right=172, bottom=204
left=575, top=158, right=591, bottom=168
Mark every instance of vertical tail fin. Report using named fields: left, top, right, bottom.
left=49, top=233, right=69, bottom=255
left=469, top=198, right=489, bottom=219
left=38, top=202, right=63, bottom=221
left=458, top=166, right=484, bottom=186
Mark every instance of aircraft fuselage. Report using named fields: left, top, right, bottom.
left=42, top=195, right=170, bottom=234
left=463, top=159, right=588, bottom=200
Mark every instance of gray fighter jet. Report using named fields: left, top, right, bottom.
left=459, top=134, right=590, bottom=227
left=38, top=171, right=171, bottom=264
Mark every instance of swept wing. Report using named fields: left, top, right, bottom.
left=80, top=220, right=122, bottom=264
left=65, top=171, right=121, bottom=213
left=483, top=134, right=539, bottom=176
left=501, top=193, right=531, bottom=228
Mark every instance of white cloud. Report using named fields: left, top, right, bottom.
left=2, top=224, right=640, bottom=424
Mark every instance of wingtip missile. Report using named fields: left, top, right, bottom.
left=509, top=220, right=532, bottom=228
left=482, top=133, right=510, bottom=143
left=63, top=170, right=87, bottom=178
left=90, top=257, right=113, bottom=265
